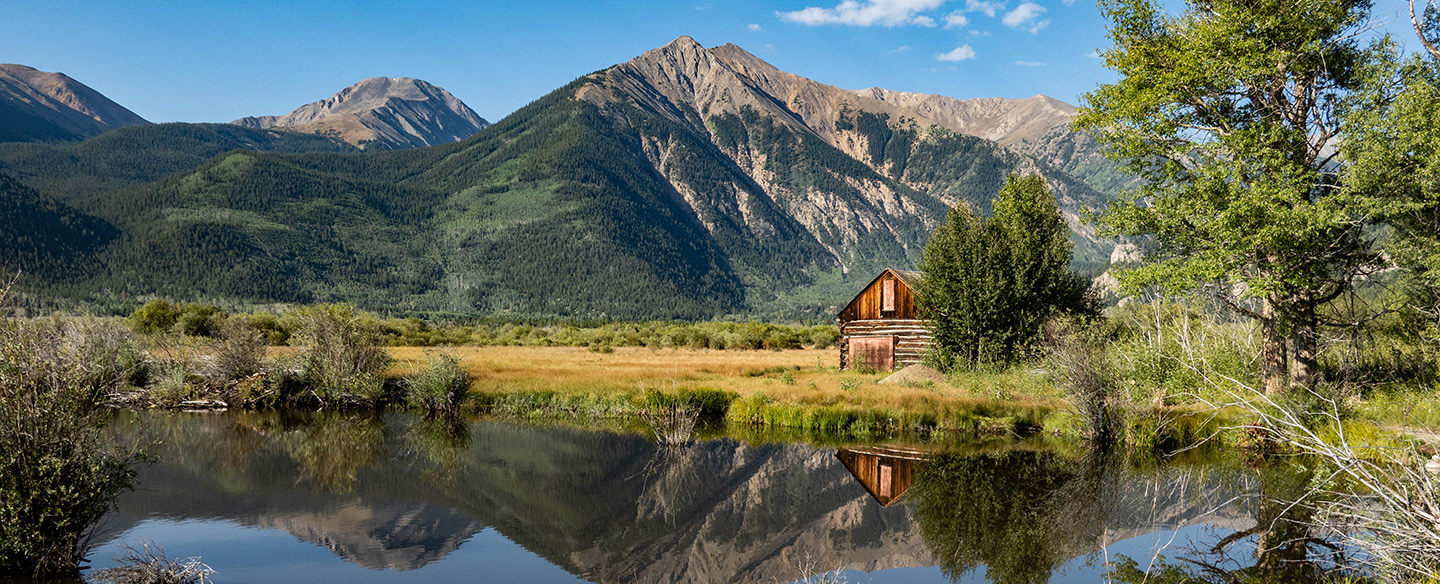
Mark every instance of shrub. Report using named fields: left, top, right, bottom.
left=1041, top=316, right=1123, bottom=444
left=289, top=304, right=392, bottom=408
left=406, top=354, right=472, bottom=414
left=173, top=304, right=223, bottom=337
left=128, top=300, right=179, bottom=335
left=202, top=319, right=265, bottom=390
left=0, top=305, right=142, bottom=577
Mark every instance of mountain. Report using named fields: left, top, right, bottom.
left=2, top=37, right=1122, bottom=319
left=232, top=77, right=490, bottom=150
left=0, top=64, right=149, bottom=142
left=0, top=122, right=356, bottom=204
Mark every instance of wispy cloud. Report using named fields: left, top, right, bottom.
left=1084, top=48, right=1102, bottom=59
left=943, top=11, right=970, bottom=28
left=969, top=29, right=992, bottom=36
left=1002, top=2, right=1049, bottom=33
left=937, top=45, right=977, bottom=61
left=964, top=0, right=1006, bottom=16
left=777, top=0, right=946, bottom=27
left=889, top=44, right=914, bottom=54
left=1014, top=60, right=1046, bottom=66
left=747, top=23, right=764, bottom=31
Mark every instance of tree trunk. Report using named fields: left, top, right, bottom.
left=1262, top=299, right=1289, bottom=396
left=1290, top=300, right=1318, bottom=392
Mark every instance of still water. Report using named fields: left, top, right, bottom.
left=86, top=411, right=1310, bottom=583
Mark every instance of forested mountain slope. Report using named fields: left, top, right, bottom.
left=0, top=123, right=355, bottom=203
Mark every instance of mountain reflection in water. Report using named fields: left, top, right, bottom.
left=89, top=411, right=1289, bottom=583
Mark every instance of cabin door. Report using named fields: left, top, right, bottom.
left=849, top=336, right=895, bottom=371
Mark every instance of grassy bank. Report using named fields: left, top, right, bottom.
left=380, top=345, right=1246, bottom=446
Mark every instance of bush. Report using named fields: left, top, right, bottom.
left=202, top=319, right=265, bottom=390
left=129, top=300, right=179, bottom=335
left=1041, top=316, right=1123, bottom=444
left=0, top=308, right=142, bottom=577
left=406, top=354, right=472, bottom=413
left=289, top=304, right=392, bottom=408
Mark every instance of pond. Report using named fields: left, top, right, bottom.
left=80, top=411, right=1337, bottom=583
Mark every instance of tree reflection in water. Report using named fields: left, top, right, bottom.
left=273, top=412, right=387, bottom=494
left=402, top=415, right=471, bottom=485
left=1110, top=463, right=1360, bottom=584
left=909, top=450, right=1100, bottom=584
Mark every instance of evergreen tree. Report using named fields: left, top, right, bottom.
left=917, top=175, right=1091, bottom=369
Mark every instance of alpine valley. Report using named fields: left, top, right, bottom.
left=0, top=37, right=1125, bottom=320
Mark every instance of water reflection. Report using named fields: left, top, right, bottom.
left=92, top=411, right=1284, bottom=583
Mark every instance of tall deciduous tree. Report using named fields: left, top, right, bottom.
left=1344, top=2, right=1440, bottom=333
left=917, top=175, right=1090, bottom=369
left=1074, top=0, right=1387, bottom=394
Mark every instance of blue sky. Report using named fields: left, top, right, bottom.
left=0, top=0, right=1428, bottom=123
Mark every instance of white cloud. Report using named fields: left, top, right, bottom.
left=1002, top=2, right=1049, bottom=33
left=943, top=11, right=970, bottom=28
left=747, top=23, right=763, bottom=31
left=1014, top=60, right=1046, bottom=66
left=937, top=45, right=977, bottom=61
left=1060, top=0, right=1075, bottom=5
left=969, top=29, right=992, bottom=36
left=890, top=44, right=914, bottom=54
left=964, top=0, right=1006, bottom=16
left=777, top=0, right=947, bottom=27
left=1084, top=48, right=1102, bottom=59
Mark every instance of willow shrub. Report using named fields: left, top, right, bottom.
left=0, top=315, right=143, bottom=577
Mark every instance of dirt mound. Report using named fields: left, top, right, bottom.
left=878, top=364, right=946, bottom=385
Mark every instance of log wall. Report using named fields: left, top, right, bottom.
left=839, top=319, right=932, bottom=370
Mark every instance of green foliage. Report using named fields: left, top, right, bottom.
left=129, top=300, right=181, bottom=335
left=918, top=175, right=1092, bottom=369
left=405, top=354, right=473, bottom=414
left=0, top=308, right=142, bottom=577
left=1075, top=0, right=1388, bottom=391
left=289, top=304, right=393, bottom=408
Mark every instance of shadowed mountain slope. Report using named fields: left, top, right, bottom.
left=0, top=64, right=149, bottom=142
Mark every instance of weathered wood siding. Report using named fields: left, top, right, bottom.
left=835, top=447, right=920, bottom=507
left=839, top=319, right=931, bottom=370
left=837, top=269, right=933, bottom=371
left=837, top=271, right=918, bottom=322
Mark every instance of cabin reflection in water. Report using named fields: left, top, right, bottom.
left=835, top=447, right=924, bottom=507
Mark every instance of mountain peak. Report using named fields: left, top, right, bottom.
left=0, top=63, right=149, bottom=141
left=231, top=77, right=488, bottom=150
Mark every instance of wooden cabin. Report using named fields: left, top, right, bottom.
left=837, top=269, right=932, bottom=371
left=835, top=447, right=923, bottom=507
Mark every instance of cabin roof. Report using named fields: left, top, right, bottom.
left=836, top=268, right=923, bottom=320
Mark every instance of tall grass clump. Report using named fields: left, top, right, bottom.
left=90, top=543, right=214, bottom=584
left=288, top=304, right=392, bottom=408
left=0, top=284, right=143, bottom=577
left=405, top=354, right=472, bottom=414
left=638, top=389, right=700, bottom=449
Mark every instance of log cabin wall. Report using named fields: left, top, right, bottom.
left=837, top=269, right=933, bottom=371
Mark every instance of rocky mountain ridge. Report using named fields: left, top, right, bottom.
left=0, top=63, right=149, bottom=142
left=232, top=77, right=489, bottom=150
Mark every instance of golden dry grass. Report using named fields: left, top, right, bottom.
left=385, top=346, right=1063, bottom=415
